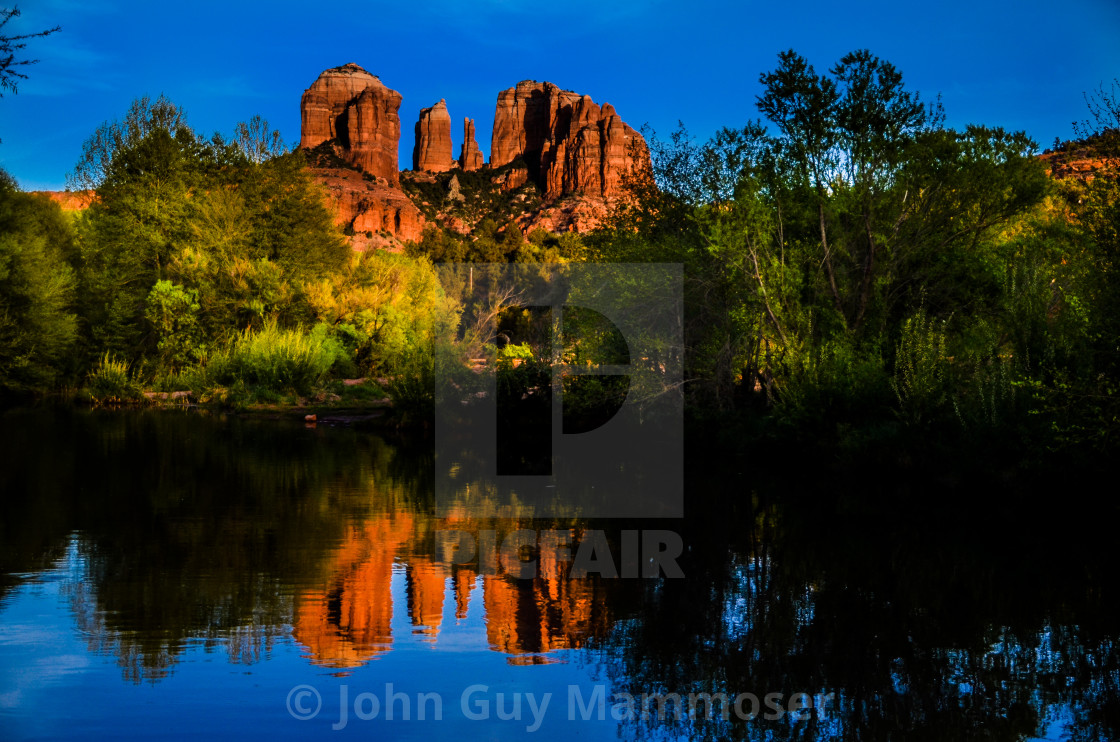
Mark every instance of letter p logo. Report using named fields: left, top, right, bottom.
left=435, top=264, right=683, bottom=519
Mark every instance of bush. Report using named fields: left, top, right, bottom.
left=205, top=320, right=339, bottom=396
left=890, top=311, right=951, bottom=427
left=85, top=352, right=141, bottom=403
left=384, top=347, right=436, bottom=428
left=775, top=337, right=891, bottom=433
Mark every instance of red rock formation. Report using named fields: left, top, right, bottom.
left=517, top=197, right=611, bottom=234
left=300, top=68, right=652, bottom=241
left=1038, top=150, right=1119, bottom=181
left=30, top=190, right=96, bottom=210
left=310, top=166, right=425, bottom=250
left=459, top=118, right=484, bottom=171
left=300, top=63, right=402, bottom=185
left=413, top=100, right=456, bottom=173
left=489, top=81, right=649, bottom=202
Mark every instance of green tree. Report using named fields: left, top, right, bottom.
left=67, top=95, right=189, bottom=192
left=0, top=170, right=77, bottom=393
left=144, top=280, right=204, bottom=372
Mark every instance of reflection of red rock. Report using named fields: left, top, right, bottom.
left=406, top=558, right=448, bottom=640
left=453, top=567, right=477, bottom=619
left=294, top=513, right=613, bottom=668
left=482, top=574, right=607, bottom=663
left=414, top=100, right=456, bottom=173
left=292, top=515, right=414, bottom=670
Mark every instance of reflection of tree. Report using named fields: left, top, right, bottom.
left=600, top=465, right=1120, bottom=741
left=0, top=408, right=629, bottom=680
left=0, top=408, right=429, bottom=682
left=7, top=408, right=1120, bottom=736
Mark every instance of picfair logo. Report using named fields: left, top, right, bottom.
left=435, top=264, right=683, bottom=519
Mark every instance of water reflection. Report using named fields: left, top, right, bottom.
left=1, top=407, right=1119, bottom=740
left=0, top=407, right=621, bottom=682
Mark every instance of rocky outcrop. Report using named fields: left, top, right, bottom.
left=300, top=66, right=651, bottom=243
left=310, top=167, right=425, bottom=250
left=459, top=118, right=484, bottom=171
left=29, top=190, right=95, bottom=210
left=413, top=100, right=456, bottom=173
left=300, top=63, right=402, bottom=185
left=489, top=81, right=649, bottom=202
left=1039, top=151, right=1118, bottom=181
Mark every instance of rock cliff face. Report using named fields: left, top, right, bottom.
left=311, top=167, right=425, bottom=250
left=413, top=100, right=456, bottom=173
left=459, top=118, right=484, bottom=171
left=489, top=81, right=648, bottom=201
left=300, top=66, right=651, bottom=245
left=300, top=63, right=402, bottom=185
left=1039, top=150, right=1118, bottom=181
left=29, top=191, right=96, bottom=210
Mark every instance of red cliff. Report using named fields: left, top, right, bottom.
left=459, top=118, right=484, bottom=172
left=300, top=63, right=402, bottom=185
left=489, top=81, right=649, bottom=202
left=413, top=99, right=456, bottom=173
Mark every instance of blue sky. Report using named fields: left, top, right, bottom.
left=2, top=0, right=1119, bottom=191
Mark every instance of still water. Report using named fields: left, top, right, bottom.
left=0, top=407, right=1117, bottom=740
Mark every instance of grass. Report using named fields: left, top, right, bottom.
left=84, top=353, right=142, bottom=404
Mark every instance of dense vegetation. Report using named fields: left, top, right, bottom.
left=1, top=52, right=1118, bottom=458
left=2, top=96, right=458, bottom=410
left=590, top=53, right=1120, bottom=461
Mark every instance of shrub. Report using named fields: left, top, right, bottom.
left=384, top=347, right=436, bottom=428
left=890, top=311, right=951, bottom=427
left=205, top=320, right=338, bottom=396
left=85, top=352, right=141, bottom=403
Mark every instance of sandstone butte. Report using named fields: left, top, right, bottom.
left=459, top=118, right=484, bottom=171
left=300, top=64, right=425, bottom=246
left=489, top=80, right=649, bottom=202
left=302, top=69, right=653, bottom=244
left=413, top=99, right=456, bottom=173
left=300, top=63, right=402, bottom=186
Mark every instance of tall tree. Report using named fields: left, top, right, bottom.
left=0, top=169, right=77, bottom=393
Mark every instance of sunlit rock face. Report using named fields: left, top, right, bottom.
left=459, top=118, right=485, bottom=172
left=413, top=99, right=457, bottom=173
left=310, top=167, right=425, bottom=250
left=300, top=63, right=403, bottom=185
left=300, top=67, right=652, bottom=242
left=490, top=80, right=649, bottom=201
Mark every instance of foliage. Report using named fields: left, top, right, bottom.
left=71, top=99, right=348, bottom=370
left=84, top=352, right=140, bottom=403
left=889, top=310, right=950, bottom=427
left=204, top=320, right=340, bottom=397
left=384, top=346, right=438, bottom=428
left=0, top=171, right=77, bottom=393
left=305, top=249, right=459, bottom=375
left=593, top=48, right=1102, bottom=455
left=144, top=280, right=204, bottom=372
